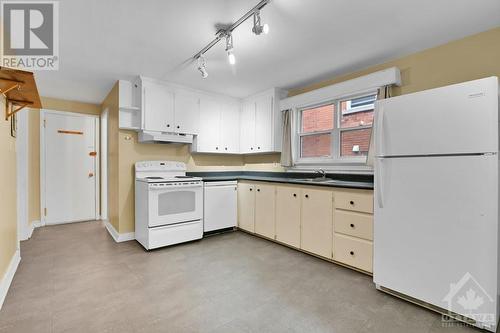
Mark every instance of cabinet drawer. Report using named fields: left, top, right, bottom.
left=334, top=234, right=373, bottom=273
left=334, top=210, right=373, bottom=241
left=335, top=189, right=373, bottom=213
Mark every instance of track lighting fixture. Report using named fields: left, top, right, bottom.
left=197, top=56, right=208, bottom=78
left=252, top=10, right=269, bottom=35
left=225, top=33, right=236, bottom=65
left=192, top=0, right=271, bottom=78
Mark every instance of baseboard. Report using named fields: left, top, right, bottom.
left=103, top=220, right=135, bottom=242
left=0, top=250, right=20, bottom=311
left=32, top=220, right=42, bottom=228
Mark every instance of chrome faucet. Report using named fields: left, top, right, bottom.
left=315, top=168, right=326, bottom=179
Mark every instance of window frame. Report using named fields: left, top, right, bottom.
left=293, top=90, right=377, bottom=167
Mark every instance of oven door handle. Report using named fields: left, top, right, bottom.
left=149, top=184, right=203, bottom=190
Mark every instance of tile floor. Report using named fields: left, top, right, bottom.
left=0, top=221, right=480, bottom=333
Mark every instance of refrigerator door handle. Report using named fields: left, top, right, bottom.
left=375, top=107, right=384, bottom=156
left=376, top=158, right=384, bottom=208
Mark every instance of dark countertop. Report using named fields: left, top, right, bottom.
left=187, top=171, right=374, bottom=189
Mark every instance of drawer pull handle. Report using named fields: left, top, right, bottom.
left=350, top=223, right=355, bottom=228
left=293, top=193, right=296, bottom=197
left=349, top=251, right=354, bottom=256
left=249, top=188, right=253, bottom=191
left=257, top=189, right=260, bottom=192
left=350, top=200, right=354, bottom=205
left=305, top=194, right=309, bottom=198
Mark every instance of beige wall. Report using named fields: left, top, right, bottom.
left=0, top=99, right=18, bottom=280
left=27, top=98, right=101, bottom=224
left=247, top=26, right=500, bottom=169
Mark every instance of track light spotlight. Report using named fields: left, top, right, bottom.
left=252, top=10, right=269, bottom=35
left=225, top=33, right=236, bottom=65
left=197, top=55, right=208, bottom=78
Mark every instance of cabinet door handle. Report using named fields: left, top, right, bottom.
left=176, top=125, right=180, bottom=129
left=350, top=200, right=354, bottom=205
left=349, top=251, right=354, bottom=256
left=250, top=147, right=253, bottom=150
left=293, top=193, right=296, bottom=197
left=216, top=147, right=219, bottom=150
left=257, top=189, right=260, bottom=192
left=249, top=188, right=253, bottom=191
left=225, top=147, right=228, bottom=150
left=258, top=146, right=261, bottom=149
left=350, top=223, right=355, bottom=228
left=167, top=124, right=170, bottom=127
left=305, top=194, right=309, bottom=198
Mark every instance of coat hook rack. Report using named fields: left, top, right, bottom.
left=0, top=67, right=42, bottom=120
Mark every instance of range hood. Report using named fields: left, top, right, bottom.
left=138, top=131, right=193, bottom=144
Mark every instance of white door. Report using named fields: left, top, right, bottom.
left=198, top=96, right=221, bottom=152
left=220, top=102, right=240, bottom=153
left=174, top=90, right=200, bottom=135
left=43, top=111, right=98, bottom=224
left=255, top=94, right=273, bottom=152
left=375, top=77, right=498, bottom=157
left=143, top=82, right=175, bottom=132
left=240, top=100, right=255, bottom=153
left=373, top=154, right=498, bottom=320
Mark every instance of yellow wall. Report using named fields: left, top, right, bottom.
left=27, top=98, right=101, bottom=224
left=248, top=26, right=500, bottom=169
left=0, top=99, right=18, bottom=280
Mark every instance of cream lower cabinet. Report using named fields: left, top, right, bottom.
left=275, top=185, right=301, bottom=248
left=237, top=180, right=374, bottom=274
left=300, top=188, right=333, bottom=258
left=237, top=182, right=255, bottom=232
left=254, top=183, right=276, bottom=239
left=333, top=188, right=374, bottom=273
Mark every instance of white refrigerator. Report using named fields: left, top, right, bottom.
left=373, top=77, right=499, bottom=332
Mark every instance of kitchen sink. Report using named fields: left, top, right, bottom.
left=295, top=177, right=332, bottom=182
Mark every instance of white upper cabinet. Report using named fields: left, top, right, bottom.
left=174, top=90, right=200, bottom=135
left=255, top=94, right=273, bottom=152
left=241, top=88, right=286, bottom=154
left=240, top=100, right=256, bottom=154
left=142, top=79, right=175, bottom=133
left=196, top=96, right=221, bottom=153
left=193, top=96, right=241, bottom=154
left=221, top=102, right=240, bottom=153
left=132, top=76, right=286, bottom=153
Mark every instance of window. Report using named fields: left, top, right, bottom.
left=296, top=93, right=376, bottom=165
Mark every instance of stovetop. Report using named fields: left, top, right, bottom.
left=137, top=176, right=203, bottom=183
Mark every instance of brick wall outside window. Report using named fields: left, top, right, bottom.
left=299, top=99, right=374, bottom=159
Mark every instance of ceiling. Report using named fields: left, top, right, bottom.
left=35, top=0, right=500, bottom=104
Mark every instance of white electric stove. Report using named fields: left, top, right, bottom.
left=135, top=161, right=203, bottom=250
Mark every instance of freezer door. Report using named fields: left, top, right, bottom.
left=374, top=77, right=498, bottom=157
left=374, top=154, right=498, bottom=325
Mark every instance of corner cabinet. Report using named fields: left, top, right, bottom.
left=192, top=96, right=240, bottom=154
left=240, top=88, right=287, bottom=154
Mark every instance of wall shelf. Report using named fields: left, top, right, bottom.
left=0, top=67, right=42, bottom=120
